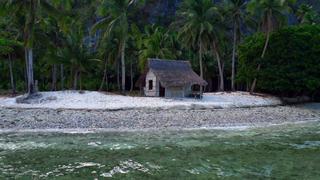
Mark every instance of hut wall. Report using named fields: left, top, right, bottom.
left=144, top=70, right=159, bottom=97
left=165, top=85, right=192, bottom=98
left=165, top=87, right=184, bottom=98
left=184, top=85, right=192, bottom=97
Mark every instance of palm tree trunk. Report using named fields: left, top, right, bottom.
left=231, top=20, right=237, bottom=91
left=199, top=40, right=204, bottom=93
left=51, top=64, right=57, bottom=91
left=24, top=0, right=36, bottom=95
left=26, top=48, right=35, bottom=94
left=105, top=71, right=109, bottom=92
left=60, top=64, right=64, bottom=90
left=117, top=60, right=120, bottom=91
left=250, top=10, right=272, bottom=93
left=70, top=66, right=74, bottom=89
left=79, top=71, right=82, bottom=91
left=24, top=49, right=29, bottom=91
left=8, top=54, right=16, bottom=94
left=99, top=56, right=108, bottom=91
left=121, top=40, right=126, bottom=94
left=216, top=52, right=224, bottom=91
left=73, top=70, right=78, bottom=90
left=213, top=42, right=224, bottom=91
left=130, top=58, right=133, bottom=92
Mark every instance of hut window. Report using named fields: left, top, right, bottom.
left=148, top=80, right=153, bottom=90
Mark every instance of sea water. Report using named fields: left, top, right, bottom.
left=0, top=122, right=320, bottom=179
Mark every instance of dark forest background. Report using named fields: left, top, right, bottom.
left=0, top=0, right=319, bottom=100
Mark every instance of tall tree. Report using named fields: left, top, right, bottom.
left=93, top=0, right=143, bottom=93
left=173, top=0, right=223, bottom=92
left=136, top=25, right=178, bottom=70
left=0, top=38, right=21, bottom=94
left=247, top=0, right=295, bottom=93
left=96, top=37, right=119, bottom=91
left=59, top=25, right=93, bottom=91
left=296, top=4, right=320, bottom=25
left=2, top=0, right=62, bottom=95
left=225, top=0, right=246, bottom=91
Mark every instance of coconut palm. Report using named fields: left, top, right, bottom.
left=247, top=0, right=295, bottom=93
left=2, top=0, right=66, bottom=95
left=209, top=14, right=226, bottom=92
left=296, top=4, right=320, bottom=25
left=59, top=26, right=94, bottom=90
left=93, top=0, right=142, bottom=93
left=173, top=0, right=224, bottom=91
left=225, top=0, right=247, bottom=91
left=96, top=37, right=120, bottom=91
left=0, top=38, right=21, bottom=94
left=137, top=25, right=178, bottom=70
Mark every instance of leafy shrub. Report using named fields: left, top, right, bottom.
left=238, top=25, right=320, bottom=98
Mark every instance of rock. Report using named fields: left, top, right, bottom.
left=0, top=105, right=319, bottom=130
left=16, top=93, right=58, bottom=104
left=16, top=93, right=43, bottom=104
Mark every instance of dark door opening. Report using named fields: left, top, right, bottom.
left=148, top=80, right=153, bottom=90
left=159, top=83, right=165, bottom=97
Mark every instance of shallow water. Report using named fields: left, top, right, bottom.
left=1, top=122, right=320, bottom=179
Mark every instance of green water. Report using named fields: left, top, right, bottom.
left=1, top=122, right=320, bottom=179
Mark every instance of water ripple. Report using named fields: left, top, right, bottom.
left=100, top=159, right=150, bottom=178
left=0, top=142, right=54, bottom=150
left=290, top=141, right=320, bottom=149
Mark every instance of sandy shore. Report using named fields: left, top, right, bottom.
left=0, top=105, right=319, bottom=130
left=0, top=91, right=282, bottom=110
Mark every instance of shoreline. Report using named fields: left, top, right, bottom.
left=0, top=103, right=282, bottom=111
left=0, top=119, right=319, bottom=134
left=0, top=105, right=319, bottom=131
left=0, top=91, right=283, bottom=110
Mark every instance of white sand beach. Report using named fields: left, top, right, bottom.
left=1, top=91, right=318, bottom=131
left=0, top=91, right=282, bottom=110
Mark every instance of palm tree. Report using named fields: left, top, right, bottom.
left=137, top=25, right=178, bottom=70
left=225, top=0, right=246, bottom=91
left=97, top=38, right=119, bottom=91
left=52, top=0, right=95, bottom=91
left=173, top=0, right=223, bottom=92
left=58, top=26, right=93, bottom=91
left=296, top=4, right=320, bottom=25
left=0, top=38, right=21, bottom=94
left=93, top=0, right=142, bottom=94
left=2, top=0, right=63, bottom=95
left=212, top=42, right=225, bottom=91
left=247, top=0, right=295, bottom=93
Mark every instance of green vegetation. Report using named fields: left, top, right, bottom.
left=238, top=25, right=320, bottom=99
left=247, top=0, right=295, bottom=93
left=0, top=0, right=319, bottom=99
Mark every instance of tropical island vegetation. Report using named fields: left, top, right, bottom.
left=1, top=1, right=320, bottom=179
left=0, top=0, right=319, bottom=101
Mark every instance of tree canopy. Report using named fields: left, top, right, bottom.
left=0, top=0, right=319, bottom=99
left=238, top=25, right=320, bottom=98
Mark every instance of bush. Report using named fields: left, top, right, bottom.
left=238, top=25, right=320, bottom=99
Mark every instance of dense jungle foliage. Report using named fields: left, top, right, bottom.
left=238, top=25, right=320, bottom=99
left=0, top=0, right=319, bottom=98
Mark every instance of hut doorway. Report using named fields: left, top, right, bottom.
left=192, top=84, right=201, bottom=92
left=191, top=84, right=203, bottom=98
left=159, top=83, right=165, bottom=97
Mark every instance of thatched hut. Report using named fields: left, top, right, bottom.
left=139, top=59, right=207, bottom=98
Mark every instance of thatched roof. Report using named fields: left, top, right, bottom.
left=147, top=59, right=207, bottom=87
